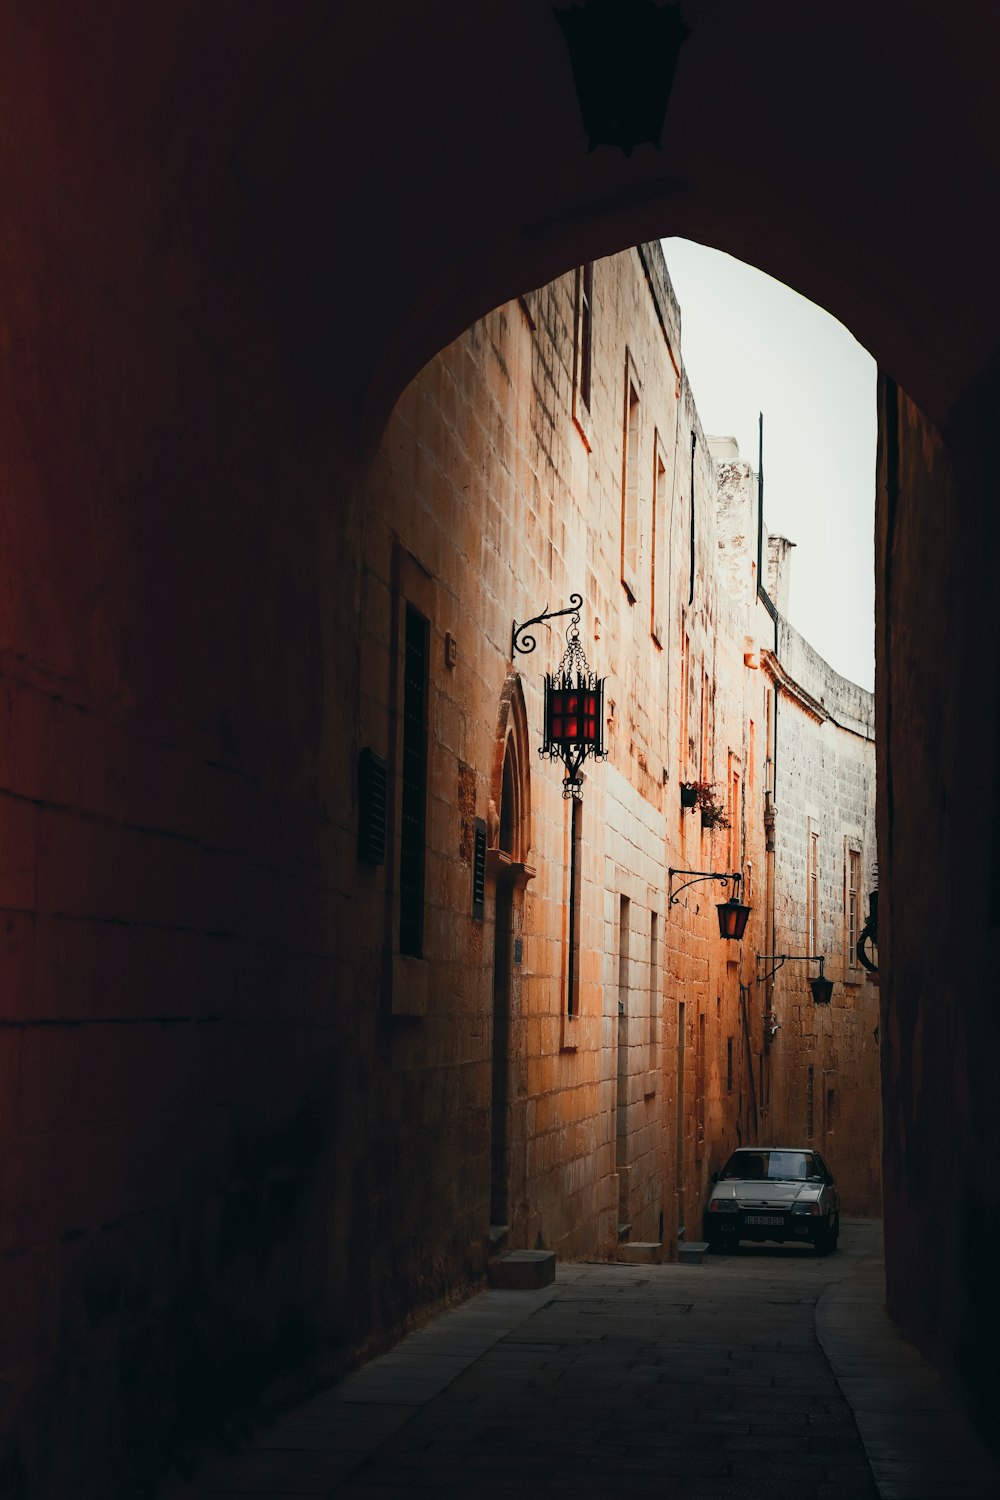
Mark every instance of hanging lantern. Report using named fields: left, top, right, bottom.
left=716, top=895, right=751, bottom=942
left=539, top=615, right=607, bottom=799
left=810, top=958, right=834, bottom=1005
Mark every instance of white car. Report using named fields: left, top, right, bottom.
left=705, top=1147, right=840, bottom=1254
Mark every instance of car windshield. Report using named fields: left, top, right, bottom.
left=721, top=1150, right=825, bottom=1183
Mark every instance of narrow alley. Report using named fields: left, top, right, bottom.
left=173, top=1224, right=997, bottom=1499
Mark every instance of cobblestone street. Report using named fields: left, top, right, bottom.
left=178, top=1221, right=998, bottom=1499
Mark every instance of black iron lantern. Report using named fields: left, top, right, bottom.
left=511, top=594, right=608, bottom=800
left=809, top=958, right=834, bottom=1006
left=540, top=625, right=607, bottom=800
left=669, top=869, right=751, bottom=942
left=716, top=895, right=751, bottom=942
left=554, top=0, right=692, bottom=157
left=757, top=951, right=833, bottom=1004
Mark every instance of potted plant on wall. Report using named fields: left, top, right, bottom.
left=680, top=780, right=699, bottom=810
left=694, top=780, right=730, bottom=831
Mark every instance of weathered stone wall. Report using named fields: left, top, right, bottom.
left=766, top=620, right=880, bottom=1214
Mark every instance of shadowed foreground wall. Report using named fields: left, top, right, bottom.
left=878, top=370, right=1000, bottom=1449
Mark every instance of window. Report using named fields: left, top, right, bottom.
left=809, top=827, right=820, bottom=953
left=578, top=262, right=593, bottom=410
left=618, top=895, right=630, bottom=1010
left=806, top=1065, right=815, bottom=1139
left=696, top=1011, right=706, bottom=1156
left=848, top=848, right=861, bottom=968
left=567, top=798, right=582, bottom=1016
left=679, top=632, right=690, bottom=777
left=399, top=605, right=429, bottom=956
left=728, top=756, right=741, bottom=869
left=726, top=1037, right=734, bottom=1095
left=748, top=719, right=755, bottom=791
left=651, top=438, right=667, bottom=642
left=649, top=910, right=659, bottom=1056
left=622, top=367, right=640, bottom=596
left=699, top=668, right=711, bottom=785
left=572, top=263, right=594, bottom=445
left=675, top=1003, right=686, bottom=1190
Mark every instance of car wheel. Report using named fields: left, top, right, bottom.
left=814, top=1217, right=837, bottom=1255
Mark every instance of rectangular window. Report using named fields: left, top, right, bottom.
left=649, top=910, right=659, bottom=1053
left=578, top=262, right=593, bottom=411
left=726, top=1036, right=734, bottom=1095
left=618, top=895, right=630, bottom=1010
left=696, top=1011, right=706, bottom=1156
left=848, top=848, right=861, bottom=968
left=651, top=440, right=666, bottom=642
left=806, top=1064, right=815, bottom=1139
left=622, top=372, right=640, bottom=596
left=675, top=1002, right=685, bottom=1192
left=572, top=264, right=594, bottom=447
left=809, top=829, right=820, bottom=953
left=567, top=798, right=583, bottom=1015
left=679, top=632, right=690, bottom=777
left=616, top=896, right=630, bottom=1182
left=399, top=605, right=429, bottom=956
left=699, top=668, right=711, bottom=785
left=728, top=759, right=741, bottom=870
left=748, top=720, right=755, bottom=791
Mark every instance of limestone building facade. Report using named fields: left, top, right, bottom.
left=355, top=238, right=879, bottom=1319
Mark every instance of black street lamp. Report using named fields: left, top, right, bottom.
left=757, top=953, right=834, bottom=1005
left=513, top=595, right=607, bottom=801
left=668, top=869, right=751, bottom=942
left=554, top=0, right=692, bottom=157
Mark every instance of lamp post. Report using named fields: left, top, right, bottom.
left=668, top=868, right=751, bottom=941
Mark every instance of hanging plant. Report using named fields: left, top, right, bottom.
left=693, top=780, right=730, bottom=830
left=680, top=780, right=698, bottom=809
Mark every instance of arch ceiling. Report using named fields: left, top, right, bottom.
left=16, top=3, right=997, bottom=456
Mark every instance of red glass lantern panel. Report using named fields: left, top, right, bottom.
left=716, top=899, right=751, bottom=941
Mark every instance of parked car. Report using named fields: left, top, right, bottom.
left=704, top=1146, right=840, bottom=1254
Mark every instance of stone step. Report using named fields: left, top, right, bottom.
left=488, top=1249, right=556, bottom=1290
left=619, top=1241, right=663, bottom=1265
left=677, top=1240, right=709, bottom=1265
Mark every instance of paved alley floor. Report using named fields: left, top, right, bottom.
left=178, top=1221, right=999, bottom=1499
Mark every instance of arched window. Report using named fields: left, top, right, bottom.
left=499, top=740, right=517, bottom=855
left=493, top=673, right=532, bottom=866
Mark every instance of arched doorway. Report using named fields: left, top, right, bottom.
left=488, top=674, right=534, bottom=1237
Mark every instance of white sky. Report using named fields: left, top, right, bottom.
left=661, top=239, right=876, bottom=692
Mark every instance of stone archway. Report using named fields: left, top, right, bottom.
left=5, top=9, right=1000, bottom=1487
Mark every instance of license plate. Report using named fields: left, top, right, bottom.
left=745, top=1214, right=784, bottom=1226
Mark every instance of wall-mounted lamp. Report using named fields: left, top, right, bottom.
left=554, top=0, right=692, bottom=157
left=756, top=952, right=833, bottom=1005
left=858, top=888, right=878, bottom=973
left=669, top=868, right=751, bottom=941
left=513, top=595, right=607, bottom=801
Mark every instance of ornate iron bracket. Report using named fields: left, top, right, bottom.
left=858, top=889, right=878, bottom=973
left=756, top=953, right=827, bottom=985
left=512, top=594, right=583, bottom=658
left=668, top=868, right=741, bottom=905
